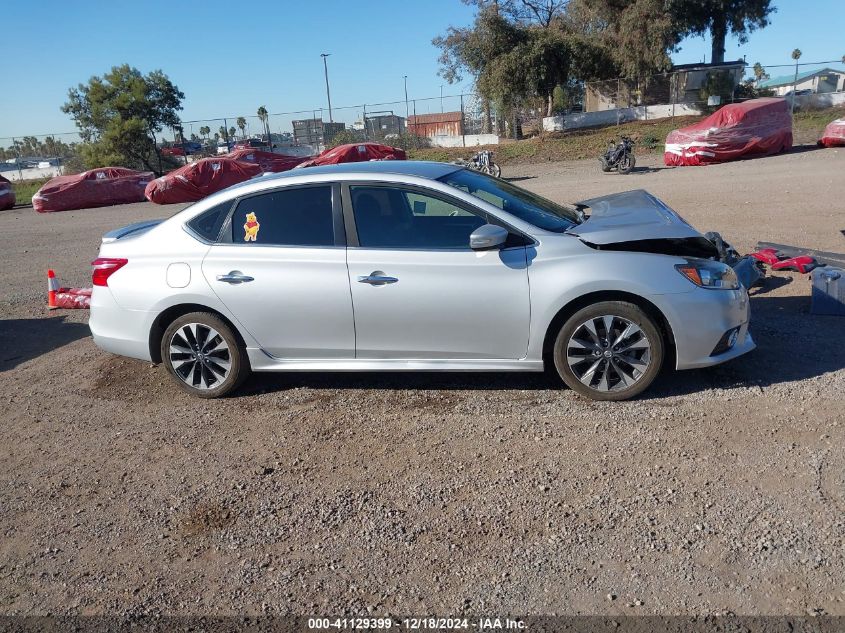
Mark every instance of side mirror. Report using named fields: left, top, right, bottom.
left=470, top=224, right=509, bottom=250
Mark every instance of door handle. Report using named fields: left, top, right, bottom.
left=216, top=271, right=254, bottom=284
left=357, top=270, right=398, bottom=286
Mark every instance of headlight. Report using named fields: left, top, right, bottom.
left=675, top=258, right=740, bottom=290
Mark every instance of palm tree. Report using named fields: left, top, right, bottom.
left=791, top=49, right=802, bottom=61
left=229, top=126, right=237, bottom=140
left=236, top=116, right=247, bottom=139
left=199, top=125, right=210, bottom=140
left=257, top=106, right=270, bottom=145
left=752, top=62, right=769, bottom=84
left=219, top=126, right=228, bottom=141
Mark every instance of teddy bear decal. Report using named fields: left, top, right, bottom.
left=243, top=212, right=260, bottom=242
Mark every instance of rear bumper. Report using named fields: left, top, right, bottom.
left=89, top=287, right=154, bottom=362
left=658, top=286, right=755, bottom=370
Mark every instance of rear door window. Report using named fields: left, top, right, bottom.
left=231, top=186, right=334, bottom=246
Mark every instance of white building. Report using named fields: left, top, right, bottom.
left=758, top=67, right=845, bottom=96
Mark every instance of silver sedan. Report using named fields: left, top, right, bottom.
left=89, top=161, right=754, bottom=400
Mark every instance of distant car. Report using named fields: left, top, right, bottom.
left=297, top=142, right=406, bottom=168
left=162, top=141, right=202, bottom=157
left=144, top=157, right=262, bottom=204
left=819, top=117, right=845, bottom=147
left=233, top=139, right=269, bottom=151
left=665, top=98, right=792, bottom=166
left=783, top=88, right=812, bottom=97
left=0, top=174, right=15, bottom=211
left=216, top=141, right=234, bottom=155
left=90, top=161, right=755, bottom=401
left=32, top=167, right=153, bottom=213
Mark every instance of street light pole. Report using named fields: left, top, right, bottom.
left=404, top=75, right=409, bottom=119
left=321, top=53, right=333, bottom=123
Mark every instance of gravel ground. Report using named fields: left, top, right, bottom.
left=1, top=146, right=844, bottom=618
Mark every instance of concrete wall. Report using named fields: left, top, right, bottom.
left=429, top=134, right=500, bottom=148
left=542, top=103, right=703, bottom=132
left=0, top=165, right=62, bottom=182
left=793, top=91, right=845, bottom=109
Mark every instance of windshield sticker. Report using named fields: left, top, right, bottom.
left=244, top=212, right=260, bottom=242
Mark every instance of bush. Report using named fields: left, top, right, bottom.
left=380, top=133, right=432, bottom=150
left=639, top=134, right=659, bottom=150
left=326, top=129, right=366, bottom=148
left=12, top=177, right=53, bottom=203
left=699, top=71, right=737, bottom=111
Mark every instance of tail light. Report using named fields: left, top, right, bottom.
left=91, top=257, right=128, bottom=286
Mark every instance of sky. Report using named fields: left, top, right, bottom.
left=1, top=0, right=843, bottom=141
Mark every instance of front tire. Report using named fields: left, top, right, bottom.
left=553, top=301, right=664, bottom=401
left=161, top=312, right=250, bottom=398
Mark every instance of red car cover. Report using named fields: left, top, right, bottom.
left=32, top=167, right=153, bottom=213
left=818, top=118, right=845, bottom=148
left=0, top=174, right=15, bottom=211
left=226, top=148, right=307, bottom=172
left=144, top=158, right=262, bottom=204
left=664, top=98, right=792, bottom=166
left=298, top=142, right=406, bottom=168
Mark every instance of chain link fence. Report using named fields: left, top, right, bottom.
left=4, top=62, right=845, bottom=182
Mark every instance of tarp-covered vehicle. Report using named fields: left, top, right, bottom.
left=32, top=167, right=153, bottom=213
left=664, top=98, right=792, bottom=166
left=145, top=158, right=262, bottom=204
left=226, top=149, right=307, bottom=173
left=818, top=118, right=845, bottom=148
left=297, top=142, right=406, bottom=168
left=0, top=174, right=15, bottom=211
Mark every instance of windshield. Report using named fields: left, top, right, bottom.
left=439, top=168, right=581, bottom=232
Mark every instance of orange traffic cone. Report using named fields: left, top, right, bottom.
left=47, top=269, right=59, bottom=309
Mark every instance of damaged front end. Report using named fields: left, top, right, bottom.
left=568, top=190, right=764, bottom=289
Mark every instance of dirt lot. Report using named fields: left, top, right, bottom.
left=1, top=147, right=844, bottom=618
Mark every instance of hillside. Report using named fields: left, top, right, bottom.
left=408, top=106, right=845, bottom=166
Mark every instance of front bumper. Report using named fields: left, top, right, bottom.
left=657, top=286, right=756, bottom=370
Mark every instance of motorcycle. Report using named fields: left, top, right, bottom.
left=454, top=150, right=501, bottom=178
left=600, top=136, right=636, bottom=174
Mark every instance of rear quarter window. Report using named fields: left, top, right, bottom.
left=186, top=201, right=232, bottom=242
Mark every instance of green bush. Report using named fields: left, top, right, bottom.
left=640, top=134, right=659, bottom=149
left=12, top=177, right=52, bottom=204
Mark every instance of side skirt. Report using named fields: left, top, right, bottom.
left=246, top=349, right=545, bottom=372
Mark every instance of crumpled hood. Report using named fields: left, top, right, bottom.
left=566, top=189, right=702, bottom=244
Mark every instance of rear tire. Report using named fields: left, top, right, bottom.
left=161, top=311, right=250, bottom=398
left=553, top=301, right=663, bottom=401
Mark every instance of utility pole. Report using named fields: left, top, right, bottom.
left=790, top=49, right=802, bottom=117
left=404, top=75, right=409, bottom=119
left=321, top=53, right=333, bottom=122
left=440, top=85, right=444, bottom=113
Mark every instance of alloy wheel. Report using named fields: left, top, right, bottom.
left=168, top=323, right=232, bottom=390
left=566, top=314, right=652, bottom=393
